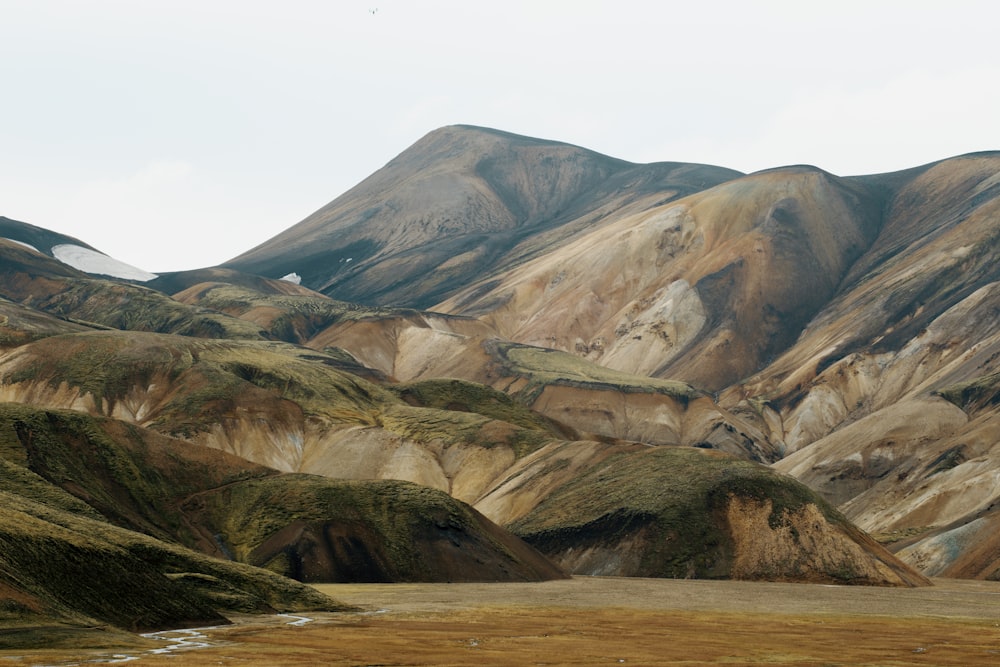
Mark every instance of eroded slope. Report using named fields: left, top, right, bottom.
left=224, top=125, right=741, bottom=308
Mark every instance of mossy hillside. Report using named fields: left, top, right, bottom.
left=0, top=456, right=105, bottom=522
left=934, top=372, right=1000, bottom=414
left=0, top=488, right=345, bottom=634
left=376, top=403, right=552, bottom=459
left=177, top=282, right=402, bottom=344
left=2, top=332, right=191, bottom=413
left=0, top=403, right=561, bottom=587
left=187, top=475, right=564, bottom=582
left=487, top=340, right=702, bottom=405
left=148, top=340, right=394, bottom=437
left=6, top=273, right=269, bottom=340
left=0, top=403, right=276, bottom=543
left=0, top=404, right=351, bottom=628
left=0, top=492, right=226, bottom=632
left=511, top=446, right=842, bottom=578
left=194, top=475, right=471, bottom=562
left=1, top=332, right=562, bottom=459
left=0, top=298, right=93, bottom=348
left=0, top=332, right=396, bottom=434
left=391, top=377, right=576, bottom=437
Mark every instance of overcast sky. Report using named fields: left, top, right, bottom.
left=2, top=0, right=998, bottom=273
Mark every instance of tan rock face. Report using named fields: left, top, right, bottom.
left=724, top=496, right=926, bottom=586
left=201, top=142, right=1000, bottom=579
left=6, top=132, right=1000, bottom=585
left=201, top=143, right=1000, bottom=579
left=440, top=168, right=882, bottom=391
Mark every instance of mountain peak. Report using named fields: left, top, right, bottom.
left=223, top=127, right=741, bottom=308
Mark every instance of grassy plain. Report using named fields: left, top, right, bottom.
left=5, top=577, right=1000, bottom=665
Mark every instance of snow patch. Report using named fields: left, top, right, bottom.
left=280, top=272, right=302, bottom=284
left=51, top=244, right=157, bottom=282
left=2, top=237, right=40, bottom=253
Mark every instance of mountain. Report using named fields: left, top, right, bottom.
left=11, top=125, right=1000, bottom=634
left=0, top=327, right=900, bottom=585
left=0, top=233, right=923, bottom=594
left=218, top=127, right=1000, bottom=581
left=223, top=125, right=742, bottom=308
left=440, top=164, right=885, bottom=391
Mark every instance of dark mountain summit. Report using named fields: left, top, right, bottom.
left=224, top=125, right=742, bottom=308
left=6, top=126, right=1000, bottom=638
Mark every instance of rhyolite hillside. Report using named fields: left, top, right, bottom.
left=0, top=235, right=918, bottom=595
left=7, top=126, right=1000, bottom=634
left=212, top=128, right=1000, bottom=582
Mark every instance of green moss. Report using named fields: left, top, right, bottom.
left=185, top=283, right=402, bottom=343
left=934, top=372, right=1000, bottom=414
left=488, top=340, right=701, bottom=403
left=37, top=278, right=268, bottom=340
left=511, top=447, right=843, bottom=578
left=391, top=378, right=566, bottom=434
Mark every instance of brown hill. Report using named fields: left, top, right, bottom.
left=0, top=327, right=921, bottom=587
left=0, top=406, right=347, bottom=639
left=0, top=400, right=565, bottom=633
left=0, top=240, right=268, bottom=340
left=223, top=125, right=741, bottom=308
left=0, top=216, right=102, bottom=261
left=215, top=130, right=1000, bottom=582
left=13, top=126, right=998, bottom=612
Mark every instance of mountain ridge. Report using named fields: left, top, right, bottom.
left=223, top=125, right=743, bottom=308
left=6, top=125, right=1000, bottom=638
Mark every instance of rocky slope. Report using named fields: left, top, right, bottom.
left=9, top=125, right=1000, bottom=629
left=0, top=399, right=564, bottom=639
left=0, top=406, right=347, bottom=638
left=218, top=129, right=1000, bottom=581
left=223, top=125, right=741, bottom=308
left=0, top=300, right=921, bottom=588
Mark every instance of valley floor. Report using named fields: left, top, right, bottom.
left=6, top=577, right=1000, bottom=666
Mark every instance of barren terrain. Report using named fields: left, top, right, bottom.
left=7, top=577, right=1000, bottom=665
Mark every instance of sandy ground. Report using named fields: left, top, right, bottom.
left=6, top=577, right=1000, bottom=666
left=319, top=575, right=1000, bottom=618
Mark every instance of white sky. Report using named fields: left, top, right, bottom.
left=1, top=0, right=998, bottom=273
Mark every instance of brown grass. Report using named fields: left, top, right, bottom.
left=7, top=577, right=1000, bottom=666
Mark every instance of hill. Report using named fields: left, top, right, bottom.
left=16, top=126, right=1000, bottom=634
left=0, top=400, right=566, bottom=640
left=218, top=129, right=1000, bottom=581
left=0, top=326, right=920, bottom=588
